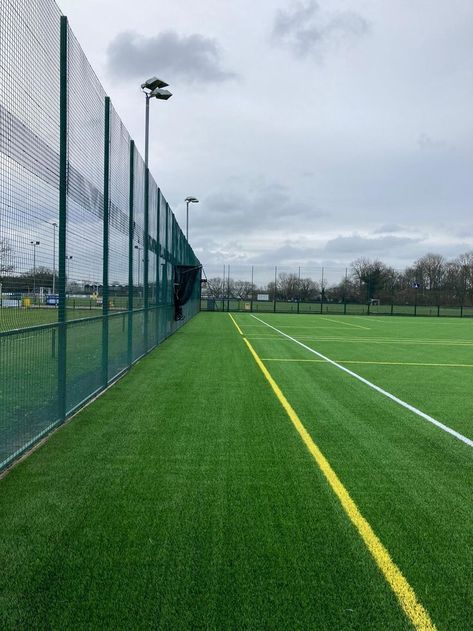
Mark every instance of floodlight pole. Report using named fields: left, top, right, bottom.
left=30, top=240, right=40, bottom=296
left=184, top=197, right=199, bottom=242
left=143, top=94, right=150, bottom=316
left=51, top=222, right=57, bottom=294
left=186, top=200, right=190, bottom=241
left=141, top=76, right=172, bottom=347
left=145, top=94, right=150, bottom=168
left=134, top=245, right=142, bottom=296
left=66, top=255, right=73, bottom=288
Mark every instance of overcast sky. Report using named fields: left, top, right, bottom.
left=58, top=0, right=473, bottom=273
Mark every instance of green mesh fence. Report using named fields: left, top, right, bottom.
left=0, top=0, right=201, bottom=471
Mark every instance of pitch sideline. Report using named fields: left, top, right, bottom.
left=250, top=314, right=473, bottom=449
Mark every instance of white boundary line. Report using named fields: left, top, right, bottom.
left=251, top=314, right=473, bottom=448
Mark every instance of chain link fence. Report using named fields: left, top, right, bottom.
left=0, top=0, right=200, bottom=471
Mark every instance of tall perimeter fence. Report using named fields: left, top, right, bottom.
left=0, top=1, right=200, bottom=471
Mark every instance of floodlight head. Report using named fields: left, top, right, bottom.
left=141, top=76, right=169, bottom=91
left=185, top=197, right=199, bottom=204
left=30, top=240, right=40, bottom=245
left=150, top=87, right=172, bottom=100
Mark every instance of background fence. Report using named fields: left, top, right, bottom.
left=201, top=264, right=473, bottom=317
left=0, top=0, right=200, bottom=471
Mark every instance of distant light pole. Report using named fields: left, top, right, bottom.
left=51, top=222, right=57, bottom=294
left=134, top=245, right=142, bottom=296
left=65, top=255, right=73, bottom=289
left=185, top=197, right=199, bottom=241
left=30, top=240, right=40, bottom=296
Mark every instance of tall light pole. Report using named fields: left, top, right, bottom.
left=141, top=76, right=172, bottom=169
left=51, top=222, right=57, bottom=294
left=30, top=240, right=40, bottom=296
left=185, top=197, right=199, bottom=241
left=140, top=77, right=172, bottom=323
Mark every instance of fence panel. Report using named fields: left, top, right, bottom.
left=0, top=0, right=200, bottom=472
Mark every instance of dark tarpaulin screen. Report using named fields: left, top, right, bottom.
left=174, top=265, right=201, bottom=320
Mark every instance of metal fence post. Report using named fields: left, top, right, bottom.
left=164, top=204, right=169, bottom=309
left=228, top=264, right=231, bottom=312
left=320, top=267, right=324, bottom=314
left=251, top=265, right=254, bottom=312
left=297, top=266, right=300, bottom=314
left=58, top=16, right=68, bottom=422
left=273, top=266, right=277, bottom=313
left=102, top=96, right=111, bottom=386
left=127, top=141, right=135, bottom=366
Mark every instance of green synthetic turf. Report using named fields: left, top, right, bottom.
left=0, top=306, right=108, bottom=332
left=0, top=312, right=472, bottom=629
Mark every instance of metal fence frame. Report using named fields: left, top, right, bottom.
left=0, top=7, right=200, bottom=472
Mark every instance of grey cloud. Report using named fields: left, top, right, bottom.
left=418, top=133, right=451, bottom=152
left=372, top=224, right=407, bottom=234
left=107, top=30, right=236, bottom=83
left=325, top=234, right=422, bottom=255
left=272, top=0, right=369, bottom=58
left=196, top=186, right=327, bottom=236
left=250, top=241, right=322, bottom=265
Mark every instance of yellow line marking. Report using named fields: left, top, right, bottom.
left=319, top=317, right=371, bottom=330
left=242, top=335, right=437, bottom=631
left=261, top=358, right=473, bottom=367
left=228, top=313, right=243, bottom=335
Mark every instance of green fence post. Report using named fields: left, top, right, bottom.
left=164, top=204, right=169, bottom=309
left=58, top=16, right=68, bottom=422
left=102, top=96, right=111, bottom=386
left=437, top=305, right=440, bottom=317
left=273, top=266, right=277, bottom=313
left=127, top=141, right=135, bottom=366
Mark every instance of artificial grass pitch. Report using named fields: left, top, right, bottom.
left=0, top=312, right=471, bottom=629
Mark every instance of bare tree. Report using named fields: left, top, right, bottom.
left=232, top=280, right=256, bottom=300
left=206, top=277, right=232, bottom=299
left=277, top=273, right=300, bottom=300
left=298, top=277, right=320, bottom=301
left=351, top=257, right=395, bottom=301
left=411, top=253, right=446, bottom=290
left=0, top=238, right=14, bottom=276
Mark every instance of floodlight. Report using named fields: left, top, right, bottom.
left=150, top=87, right=172, bottom=100
left=141, top=76, right=169, bottom=91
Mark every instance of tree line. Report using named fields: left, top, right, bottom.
left=205, top=251, right=473, bottom=306
left=3, top=236, right=473, bottom=306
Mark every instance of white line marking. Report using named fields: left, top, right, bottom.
left=251, top=315, right=473, bottom=448
left=318, top=317, right=370, bottom=330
